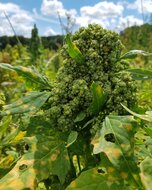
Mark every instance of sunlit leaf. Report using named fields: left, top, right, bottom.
left=66, top=34, right=85, bottom=64
left=92, top=116, right=142, bottom=189
left=0, top=134, right=70, bottom=189
left=66, top=168, right=123, bottom=190
left=11, top=131, right=26, bottom=143
left=128, top=69, right=152, bottom=80
left=121, top=104, right=152, bottom=122
left=0, top=63, right=51, bottom=88
left=0, top=116, right=12, bottom=139
left=140, top=157, right=152, bottom=190
left=90, top=82, right=107, bottom=115
left=120, top=50, right=152, bottom=60
left=0, top=126, right=22, bottom=147
left=66, top=131, right=78, bottom=148
left=144, top=127, right=152, bottom=138
left=0, top=91, right=51, bottom=116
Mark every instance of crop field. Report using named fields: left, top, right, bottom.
left=0, top=22, right=152, bottom=190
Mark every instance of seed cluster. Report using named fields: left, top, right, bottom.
left=48, top=24, right=136, bottom=131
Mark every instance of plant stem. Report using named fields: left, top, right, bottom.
left=77, top=155, right=81, bottom=173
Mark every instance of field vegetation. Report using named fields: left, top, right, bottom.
left=0, top=23, right=152, bottom=190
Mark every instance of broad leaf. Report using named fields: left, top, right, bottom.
left=0, top=134, right=70, bottom=189
left=0, top=91, right=51, bottom=116
left=140, top=157, right=152, bottom=190
left=120, top=50, right=152, bottom=60
left=66, top=34, right=85, bottom=64
left=92, top=116, right=142, bottom=189
left=122, top=104, right=152, bottom=122
left=26, top=115, right=51, bottom=136
left=128, top=69, right=152, bottom=80
left=66, top=168, right=123, bottom=190
left=66, top=131, right=78, bottom=148
left=90, top=82, right=107, bottom=115
left=0, top=63, right=51, bottom=88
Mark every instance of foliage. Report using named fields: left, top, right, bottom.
left=120, top=23, right=152, bottom=52
left=0, top=35, right=63, bottom=51
left=0, top=24, right=152, bottom=190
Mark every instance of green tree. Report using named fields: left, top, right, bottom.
left=29, top=24, right=41, bottom=63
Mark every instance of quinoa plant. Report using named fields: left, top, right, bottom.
left=0, top=24, right=152, bottom=190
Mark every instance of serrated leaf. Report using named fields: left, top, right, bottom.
left=66, top=131, right=78, bottom=148
left=92, top=116, right=142, bottom=189
left=66, top=34, right=85, bottom=64
left=90, top=82, right=107, bottom=115
left=120, top=50, right=152, bottom=60
left=140, top=157, right=152, bottom=190
left=121, top=104, right=152, bottom=122
left=0, top=91, right=51, bottom=116
left=0, top=134, right=70, bottom=189
left=128, top=69, right=152, bottom=80
left=66, top=168, right=123, bottom=190
left=0, top=63, right=51, bottom=88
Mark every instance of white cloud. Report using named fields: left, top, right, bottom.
left=0, top=2, right=21, bottom=14
left=32, top=8, right=59, bottom=24
left=41, top=0, right=77, bottom=18
left=75, top=16, right=109, bottom=29
left=41, top=0, right=65, bottom=17
left=127, top=0, right=152, bottom=13
left=74, top=1, right=124, bottom=30
left=80, top=1, right=124, bottom=18
left=40, top=0, right=127, bottom=33
left=44, top=28, right=57, bottom=36
left=0, top=2, right=34, bottom=37
left=116, top=16, right=143, bottom=31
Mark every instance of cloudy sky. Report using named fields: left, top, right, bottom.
left=0, top=0, right=151, bottom=37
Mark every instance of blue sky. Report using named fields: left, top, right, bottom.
left=0, top=0, right=151, bottom=37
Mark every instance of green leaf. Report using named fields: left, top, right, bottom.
left=0, top=91, right=51, bottom=116
left=74, top=112, right=86, bottom=123
left=140, top=157, right=152, bottom=190
left=66, top=131, right=78, bottom=148
left=26, top=115, right=51, bottom=136
left=0, top=127, right=26, bottom=147
left=92, top=116, right=142, bottom=189
left=121, top=104, right=152, bottom=122
left=0, top=134, right=70, bottom=189
left=0, top=116, right=12, bottom=139
left=120, top=50, right=152, bottom=60
left=0, top=125, right=22, bottom=147
left=66, top=34, right=85, bottom=64
left=82, top=118, right=94, bottom=129
left=144, top=127, right=152, bottom=138
left=66, top=168, right=123, bottom=190
left=0, top=63, right=51, bottom=88
left=128, top=69, right=152, bottom=80
left=90, top=82, right=107, bottom=115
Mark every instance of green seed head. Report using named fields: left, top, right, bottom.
left=49, top=24, right=137, bottom=131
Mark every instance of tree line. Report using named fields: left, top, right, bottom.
left=0, top=23, right=152, bottom=52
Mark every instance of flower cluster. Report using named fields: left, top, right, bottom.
left=48, top=24, right=136, bottom=131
